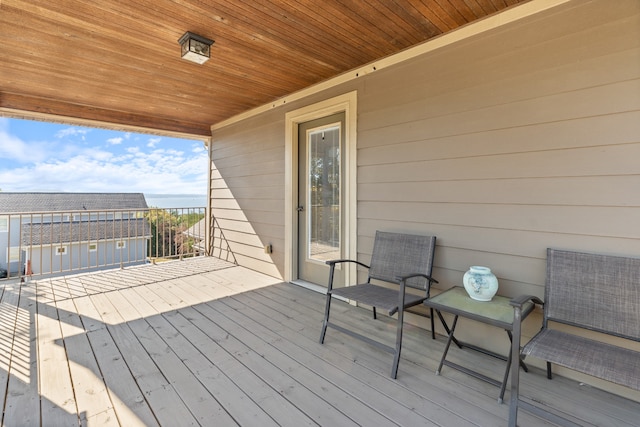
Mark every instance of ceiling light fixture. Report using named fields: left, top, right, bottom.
left=178, top=32, right=214, bottom=64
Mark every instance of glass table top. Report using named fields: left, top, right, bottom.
left=425, top=287, right=534, bottom=328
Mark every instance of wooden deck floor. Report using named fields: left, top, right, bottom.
left=0, top=257, right=637, bottom=426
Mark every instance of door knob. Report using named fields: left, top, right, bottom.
left=297, top=205, right=304, bottom=212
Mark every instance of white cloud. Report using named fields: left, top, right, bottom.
left=87, top=149, right=114, bottom=161
left=107, top=137, right=123, bottom=145
left=0, top=121, right=49, bottom=164
left=147, top=137, right=161, bottom=148
left=0, top=120, right=208, bottom=195
left=0, top=147, right=208, bottom=194
left=0, top=128, right=31, bottom=161
left=55, top=127, right=89, bottom=139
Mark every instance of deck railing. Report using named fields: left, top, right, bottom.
left=0, top=207, right=236, bottom=281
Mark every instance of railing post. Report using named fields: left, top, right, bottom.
left=205, top=205, right=212, bottom=256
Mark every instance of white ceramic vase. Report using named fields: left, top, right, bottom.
left=463, top=266, right=498, bottom=301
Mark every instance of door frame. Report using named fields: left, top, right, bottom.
left=284, top=91, right=357, bottom=285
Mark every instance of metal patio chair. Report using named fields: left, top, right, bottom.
left=319, top=231, right=438, bottom=378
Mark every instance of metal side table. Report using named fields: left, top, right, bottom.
left=424, top=287, right=535, bottom=403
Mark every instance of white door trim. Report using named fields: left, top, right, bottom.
left=284, top=91, right=357, bottom=284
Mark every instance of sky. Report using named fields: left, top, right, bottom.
left=0, top=117, right=208, bottom=195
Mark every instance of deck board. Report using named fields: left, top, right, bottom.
left=243, top=284, right=511, bottom=426
left=214, top=296, right=441, bottom=426
left=54, top=291, right=117, bottom=426
left=192, top=302, right=363, bottom=426
left=0, top=283, right=20, bottom=411
left=160, top=309, right=284, bottom=427
left=86, top=325, right=160, bottom=426
left=2, top=283, right=40, bottom=426
left=0, top=257, right=638, bottom=426
left=227, top=290, right=482, bottom=427
left=202, top=300, right=406, bottom=427
left=125, top=318, right=220, bottom=426
left=36, top=282, right=78, bottom=426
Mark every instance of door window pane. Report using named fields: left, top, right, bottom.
left=307, top=125, right=340, bottom=261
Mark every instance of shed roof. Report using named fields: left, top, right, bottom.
left=22, top=218, right=151, bottom=245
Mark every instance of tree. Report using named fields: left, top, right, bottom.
left=145, top=208, right=204, bottom=259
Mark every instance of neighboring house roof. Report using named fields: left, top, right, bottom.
left=22, top=219, right=151, bottom=245
left=184, top=218, right=206, bottom=240
left=0, top=192, right=148, bottom=213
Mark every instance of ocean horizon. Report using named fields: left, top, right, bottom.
left=144, top=193, right=207, bottom=209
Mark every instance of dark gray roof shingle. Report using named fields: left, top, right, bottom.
left=0, top=192, right=148, bottom=213
left=22, top=218, right=151, bottom=245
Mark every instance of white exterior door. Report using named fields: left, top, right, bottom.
left=297, top=113, right=345, bottom=287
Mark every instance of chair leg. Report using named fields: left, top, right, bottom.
left=391, top=309, right=405, bottom=379
left=546, top=361, right=553, bottom=379
left=372, top=306, right=377, bottom=320
left=319, top=293, right=332, bottom=344
left=430, top=307, right=435, bottom=339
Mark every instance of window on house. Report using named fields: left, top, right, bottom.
left=7, top=247, right=20, bottom=262
left=55, top=246, right=68, bottom=255
left=88, top=243, right=98, bottom=252
left=0, top=216, right=7, bottom=232
left=116, top=241, right=126, bottom=249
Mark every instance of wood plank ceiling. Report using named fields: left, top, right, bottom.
left=0, top=0, right=528, bottom=138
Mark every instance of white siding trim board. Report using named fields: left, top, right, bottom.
left=284, top=91, right=357, bottom=283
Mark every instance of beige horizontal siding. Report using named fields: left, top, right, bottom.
left=359, top=110, right=640, bottom=164
left=359, top=176, right=640, bottom=206
left=210, top=112, right=286, bottom=279
left=353, top=1, right=639, bottom=268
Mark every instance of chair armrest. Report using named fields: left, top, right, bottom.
left=510, top=295, right=543, bottom=309
left=510, top=295, right=544, bottom=354
left=396, top=273, right=439, bottom=285
left=391, top=273, right=438, bottom=315
left=325, top=259, right=370, bottom=269
left=325, top=259, right=370, bottom=291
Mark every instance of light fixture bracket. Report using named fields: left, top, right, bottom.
left=178, top=32, right=214, bottom=64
